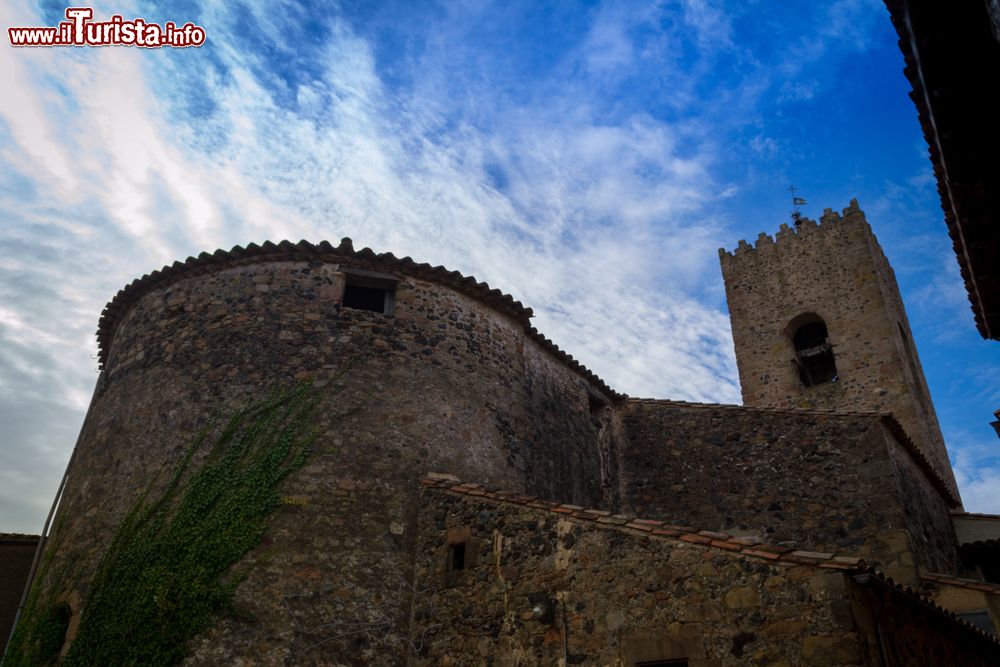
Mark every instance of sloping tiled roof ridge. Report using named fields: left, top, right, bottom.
left=865, top=569, right=1000, bottom=647
left=627, top=398, right=961, bottom=508
left=95, top=239, right=620, bottom=398
left=423, top=474, right=1000, bottom=647
left=420, top=474, right=866, bottom=571
left=922, top=572, right=1000, bottom=596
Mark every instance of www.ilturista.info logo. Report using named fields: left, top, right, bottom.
left=8, top=7, right=206, bottom=48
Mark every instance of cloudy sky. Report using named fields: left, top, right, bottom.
left=1, top=0, right=997, bottom=533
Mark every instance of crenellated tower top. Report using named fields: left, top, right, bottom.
left=719, top=198, right=959, bottom=500
left=719, top=198, right=869, bottom=259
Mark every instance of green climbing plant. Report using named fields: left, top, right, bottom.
left=4, top=383, right=321, bottom=666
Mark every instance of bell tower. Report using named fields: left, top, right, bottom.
left=719, top=199, right=959, bottom=498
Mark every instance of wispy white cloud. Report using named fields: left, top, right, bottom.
left=951, top=431, right=1000, bottom=514
left=0, top=0, right=748, bottom=530
left=680, top=0, right=735, bottom=49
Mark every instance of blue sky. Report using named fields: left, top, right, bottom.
left=1, top=0, right=997, bottom=533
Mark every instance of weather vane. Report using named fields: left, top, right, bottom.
left=789, top=185, right=807, bottom=225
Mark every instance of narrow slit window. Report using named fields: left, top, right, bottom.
left=448, top=542, right=466, bottom=571
left=791, top=317, right=838, bottom=387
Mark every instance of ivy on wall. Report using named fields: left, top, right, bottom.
left=3, top=384, right=320, bottom=666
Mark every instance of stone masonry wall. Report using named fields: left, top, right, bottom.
left=616, top=400, right=960, bottom=579
left=719, top=200, right=957, bottom=497
left=412, top=483, right=1000, bottom=666
left=16, top=228, right=978, bottom=664
left=881, top=424, right=962, bottom=575
left=412, top=485, right=865, bottom=667
left=33, top=254, right=618, bottom=665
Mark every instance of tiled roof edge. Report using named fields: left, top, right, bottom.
left=880, top=416, right=961, bottom=508
left=420, top=475, right=866, bottom=572
left=422, top=474, right=999, bottom=648
left=922, top=572, right=1000, bottom=595
left=95, top=239, right=620, bottom=399
left=626, top=396, right=885, bottom=418
left=958, top=538, right=1000, bottom=553
left=882, top=0, right=987, bottom=337
left=625, top=400, right=961, bottom=508
left=856, top=567, right=1000, bottom=647
left=951, top=511, right=1000, bottom=520
left=0, top=533, right=40, bottom=543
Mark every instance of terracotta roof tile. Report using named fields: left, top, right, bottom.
left=750, top=543, right=793, bottom=554
left=786, top=550, right=834, bottom=561
left=831, top=556, right=864, bottom=566
left=625, top=521, right=655, bottom=532
left=651, top=527, right=683, bottom=537
left=596, top=516, right=629, bottom=526
left=697, top=530, right=729, bottom=540
left=741, top=548, right=782, bottom=560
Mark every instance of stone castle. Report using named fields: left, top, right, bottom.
left=3, top=200, right=1000, bottom=665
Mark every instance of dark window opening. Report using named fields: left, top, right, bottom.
left=340, top=267, right=398, bottom=315
left=588, top=390, right=609, bottom=423
left=343, top=284, right=389, bottom=313
left=792, top=319, right=837, bottom=387
left=637, top=661, right=688, bottom=666
left=448, top=542, right=466, bottom=571
left=982, top=557, right=1000, bottom=584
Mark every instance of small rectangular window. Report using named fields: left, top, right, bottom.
left=448, top=543, right=466, bottom=571
left=343, top=284, right=390, bottom=313
left=339, top=267, right=398, bottom=315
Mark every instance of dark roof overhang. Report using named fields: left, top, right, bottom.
left=884, top=0, right=1000, bottom=339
